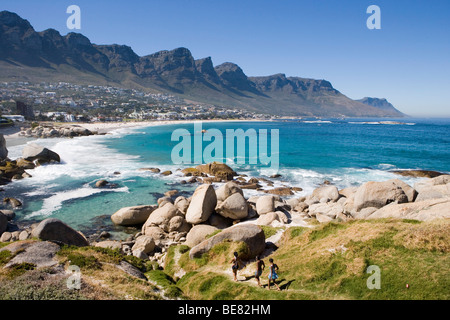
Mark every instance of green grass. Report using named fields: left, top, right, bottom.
left=308, top=221, right=348, bottom=241
left=0, top=250, right=12, bottom=265
left=145, top=270, right=184, bottom=299
left=260, top=225, right=283, bottom=238
left=170, top=219, right=450, bottom=300
left=1, top=218, right=448, bottom=300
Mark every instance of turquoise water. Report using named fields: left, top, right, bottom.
left=3, top=118, right=449, bottom=237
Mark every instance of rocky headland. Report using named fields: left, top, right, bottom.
left=18, top=123, right=96, bottom=139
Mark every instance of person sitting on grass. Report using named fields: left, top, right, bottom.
left=267, top=258, right=281, bottom=291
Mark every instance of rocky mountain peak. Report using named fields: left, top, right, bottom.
left=0, top=11, right=405, bottom=117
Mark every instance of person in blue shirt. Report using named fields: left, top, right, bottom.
left=267, top=258, right=281, bottom=291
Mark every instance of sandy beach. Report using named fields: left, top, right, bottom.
left=75, top=119, right=269, bottom=134
left=76, top=119, right=225, bottom=134
left=0, top=119, right=269, bottom=144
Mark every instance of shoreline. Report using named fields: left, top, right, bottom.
left=75, top=118, right=270, bottom=134
left=0, top=118, right=272, bottom=143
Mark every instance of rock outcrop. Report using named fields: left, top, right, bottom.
left=368, top=197, right=450, bottom=221
left=353, top=180, right=409, bottom=212
left=185, top=224, right=218, bottom=248
left=0, top=134, right=8, bottom=160
left=0, top=240, right=60, bottom=269
left=142, top=203, right=183, bottom=232
left=22, top=143, right=60, bottom=163
left=255, top=195, right=275, bottom=215
left=20, top=124, right=95, bottom=138
left=195, top=162, right=236, bottom=181
left=31, top=218, right=89, bottom=246
left=185, top=184, right=217, bottom=224
left=111, top=205, right=157, bottom=226
left=189, top=224, right=265, bottom=260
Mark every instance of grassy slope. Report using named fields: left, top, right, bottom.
left=0, top=245, right=164, bottom=300
left=166, top=219, right=450, bottom=300
left=0, top=218, right=448, bottom=300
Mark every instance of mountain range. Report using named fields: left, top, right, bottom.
left=0, top=11, right=404, bottom=117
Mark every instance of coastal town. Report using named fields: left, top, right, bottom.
left=0, top=81, right=274, bottom=124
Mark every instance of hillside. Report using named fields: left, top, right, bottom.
left=0, top=10, right=404, bottom=117
left=166, top=219, right=449, bottom=300
left=2, top=219, right=447, bottom=300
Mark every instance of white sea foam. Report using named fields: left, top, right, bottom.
left=21, top=135, right=141, bottom=183
left=302, top=120, right=333, bottom=124
left=348, top=121, right=381, bottom=125
left=242, top=165, right=424, bottom=199
left=28, top=185, right=129, bottom=219
left=348, top=121, right=416, bottom=126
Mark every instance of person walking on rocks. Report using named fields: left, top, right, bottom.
left=267, top=258, right=281, bottom=291
left=231, top=251, right=242, bottom=281
left=254, top=255, right=265, bottom=287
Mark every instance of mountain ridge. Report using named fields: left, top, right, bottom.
left=0, top=10, right=405, bottom=117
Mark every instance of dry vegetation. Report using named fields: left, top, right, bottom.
left=1, top=218, right=449, bottom=300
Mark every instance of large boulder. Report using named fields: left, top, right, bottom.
left=141, top=225, right=166, bottom=241
left=0, top=134, right=8, bottom=160
left=185, top=224, right=219, bottom=248
left=174, top=196, right=190, bottom=214
left=0, top=162, right=26, bottom=181
left=195, top=162, right=236, bottom=181
left=31, top=218, right=89, bottom=246
left=68, top=125, right=93, bottom=136
left=143, top=203, right=181, bottom=232
left=215, top=192, right=248, bottom=220
left=0, top=211, right=7, bottom=235
left=132, top=235, right=156, bottom=254
left=256, top=211, right=289, bottom=226
left=189, top=224, right=266, bottom=260
left=207, top=213, right=233, bottom=229
left=339, top=187, right=358, bottom=201
left=111, top=205, right=157, bottom=226
left=415, top=184, right=450, bottom=202
left=352, top=207, right=378, bottom=219
left=3, top=197, right=22, bottom=208
left=185, top=184, right=217, bottom=224
left=414, top=175, right=450, bottom=192
left=22, top=143, right=60, bottom=163
left=308, top=202, right=344, bottom=219
left=116, top=260, right=147, bottom=280
left=368, top=197, right=450, bottom=221
left=414, top=175, right=450, bottom=201
left=391, top=170, right=445, bottom=178
left=15, top=158, right=35, bottom=169
left=255, top=195, right=275, bottom=215
left=215, top=181, right=243, bottom=202
left=353, top=180, right=409, bottom=212
left=311, top=185, right=340, bottom=202
left=0, top=209, right=14, bottom=221
left=1, top=241, right=60, bottom=269
left=168, top=215, right=191, bottom=233
left=387, top=179, right=417, bottom=202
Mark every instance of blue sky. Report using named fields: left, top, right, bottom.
left=2, top=0, right=450, bottom=117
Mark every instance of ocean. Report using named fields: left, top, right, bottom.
left=3, top=118, right=450, bottom=238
